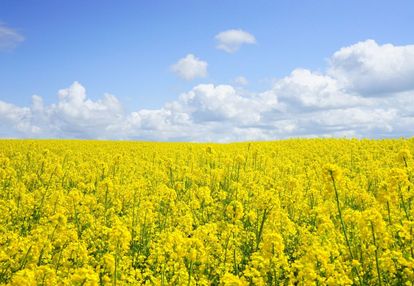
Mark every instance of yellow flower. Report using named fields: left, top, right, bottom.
left=226, top=201, right=244, bottom=222
left=10, top=269, right=36, bottom=286
left=220, top=273, right=248, bottom=286
left=323, top=163, right=343, bottom=181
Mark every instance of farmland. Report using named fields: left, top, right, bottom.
left=0, top=139, right=413, bottom=285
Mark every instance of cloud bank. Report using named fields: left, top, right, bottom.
left=1, top=40, right=414, bottom=141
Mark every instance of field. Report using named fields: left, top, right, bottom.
left=0, top=139, right=414, bottom=285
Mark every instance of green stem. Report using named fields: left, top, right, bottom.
left=330, top=172, right=363, bottom=286
left=387, top=201, right=391, bottom=224
left=330, top=173, right=353, bottom=258
left=370, top=222, right=382, bottom=286
left=187, top=261, right=193, bottom=286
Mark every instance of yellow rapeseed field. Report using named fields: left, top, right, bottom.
left=1, top=139, right=414, bottom=285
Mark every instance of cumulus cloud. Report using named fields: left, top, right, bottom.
left=167, top=84, right=277, bottom=125
left=171, top=54, right=208, bottom=80
left=328, top=39, right=414, bottom=95
left=0, top=101, right=33, bottom=136
left=215, top=29, right=256, bottom=53
left=50, top=82, right=123, bottom=138
left=0, top=82, right=123, bottom=139
left=274, top=69, right=371, bottom=109
left=0, top=23, right=24, bottom=51
left=1, top=40, right=414, bottom=141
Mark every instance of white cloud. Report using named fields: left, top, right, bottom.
left=49, top=82, right=123, bottom=138
left=0, top=82, right=123, bottom=139
left=2, top=40, right=414, bottom=141
left=274, top=69, right=371, bottom=109
left=167, top=84, right=277, bottom=125
left=0, top=23, right=24, bottom=51
left=0, top=101, right=33, bottom=136
left=328, top=39, right=414, bottom=95
left=171, top=54, right=208, bottom=80
left=215, top=29, right=256, bottom=53
left=301, top=108, right=396, bottom=135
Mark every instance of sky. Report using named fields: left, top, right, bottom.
left=1, top=0, right=414, bottom=141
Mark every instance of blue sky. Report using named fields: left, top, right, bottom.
left=1, top=1, right=414, bottom=141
